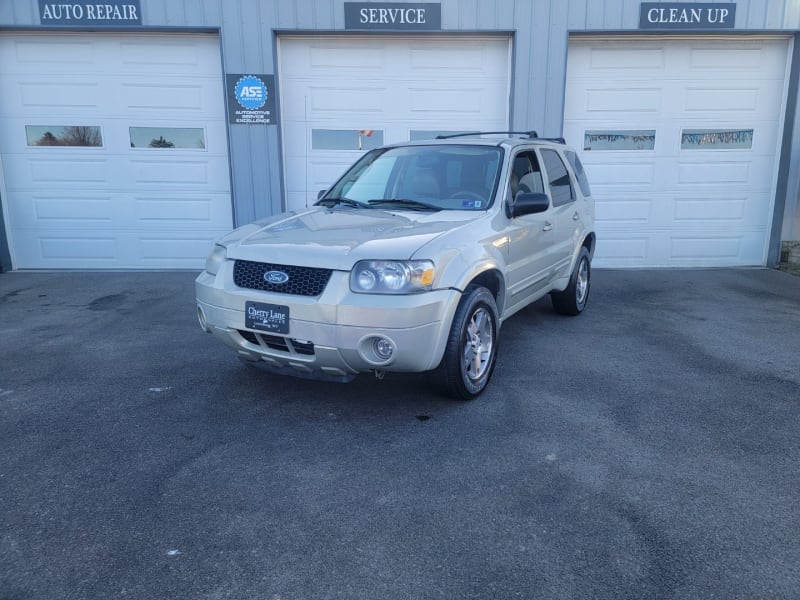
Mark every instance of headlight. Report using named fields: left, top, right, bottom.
left=350, top=260, right=435, bottom=294
left=204, top=244, right=227, bottom=275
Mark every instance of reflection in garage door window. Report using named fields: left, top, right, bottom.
left=681, top=129, right=753, bottom=149
left=312, top=129, right=384, bottom=151
left=584, top=130, right=655, bottom=151
left=26, top=125, right=102, bottom=147
left=129, top=127, right=206, bottom=149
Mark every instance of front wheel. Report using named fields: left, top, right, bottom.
left=431, top=285, right=499, bottom=400
left=551, top=247, right=591, bottom=316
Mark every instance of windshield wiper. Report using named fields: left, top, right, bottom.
left=316, top=197, right=372, bottom=209
left=367, top=198, right=441, bottom=211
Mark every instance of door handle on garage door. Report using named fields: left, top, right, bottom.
left=543, top=221, right=553, bottom=232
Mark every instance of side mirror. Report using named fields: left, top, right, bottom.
left=317, top=189, right=327, bottom=200
left=512, top=192, right=550, bottom=218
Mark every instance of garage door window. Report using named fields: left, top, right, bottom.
left=583, top=130, right=655, bottom=151
left=26, top=125, right=102, bottom=147
left=312, top=129, right=384, bottom=151
left=681, top=128, right=753, bottom=150
left=129, top=127, right=206, bottom=149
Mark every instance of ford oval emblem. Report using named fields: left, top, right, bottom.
left=264, top=270, right=289, bottom=285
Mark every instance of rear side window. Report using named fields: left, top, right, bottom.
left=540, top=149, right=575, bottom=207
left=565, top=150, right=591, bottom=197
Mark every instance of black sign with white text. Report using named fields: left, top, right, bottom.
left=639, top=3, right=736, bottom=29
left=38, top=0, right=141, bottom=25
left=344, top=2, right=441, bottom=30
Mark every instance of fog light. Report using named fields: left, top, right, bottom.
left=373, top=337, right=394, bottom=360
left=197, top=305, right=209, bottom=333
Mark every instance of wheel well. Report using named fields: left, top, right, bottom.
left=582, top=233, right=596, bottom=257
left=467, top=269, right=504, bottom=311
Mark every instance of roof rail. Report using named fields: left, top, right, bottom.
left=435, top=130, right=539, bottom=140
left=539, top=137, right=566, bottom=144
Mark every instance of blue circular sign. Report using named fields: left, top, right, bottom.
left=235, top=75, right=268, bottom=110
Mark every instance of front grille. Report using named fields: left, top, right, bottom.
left=237, top=330, right=315, bottom=356
left=233, top=260, right=332, bottom=296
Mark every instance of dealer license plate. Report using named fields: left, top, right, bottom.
left=245, top=301, right=289, bottom=334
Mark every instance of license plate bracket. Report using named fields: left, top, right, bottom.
left=245, top=301, right=289, bottom=334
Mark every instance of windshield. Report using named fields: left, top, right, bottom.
left=321, top=145, right=503, bottom=211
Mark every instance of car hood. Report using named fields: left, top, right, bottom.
left=221, top=206, right=480, bottom=270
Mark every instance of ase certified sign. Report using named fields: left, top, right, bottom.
left=226, top=74, right=277, bottom=125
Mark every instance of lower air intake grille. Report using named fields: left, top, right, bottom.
left=233, top=260, right=332, bottom=296
left=237, top=330, right=315, bottom=356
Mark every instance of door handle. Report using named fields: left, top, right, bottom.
left=543, top=221, right=553, bottom=232
left=573, top=212, right=580, bottom=221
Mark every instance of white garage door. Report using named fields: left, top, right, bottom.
left=278, top=35, right=511, bottom=211
left=564, top=37, right=790, bottom=267
left=0, top=33, right=232, bottom=269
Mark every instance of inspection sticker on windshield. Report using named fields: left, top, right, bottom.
left=245, top=301, right=289, bottom=334
left=462, top=200, right=482, bottom=209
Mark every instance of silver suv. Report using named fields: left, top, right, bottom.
left=196, top=133, right=595, bottom=399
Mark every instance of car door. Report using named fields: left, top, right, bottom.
left=539, top=148, right=578, bottom=276
left=503, top=150, right=557, bottom=310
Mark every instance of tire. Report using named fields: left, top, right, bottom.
left=551, top=247, right=591, bottom=316
left=431, top=285, right=499, bottom=400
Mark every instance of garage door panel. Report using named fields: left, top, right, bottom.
left=570, top=45, right=667, bottom=74
left=18, top=156, right=110, bottom=185
left=9, top=39, right=94, bottom=65
left=409, top=87, right=492, bottom=114
left=118, top=39, right=218, bottom=72
left=7, top=191, right=231, bottom=231
left=304, top=42, right=387, bottom=70
left=584, top=161, right=657, bottom=187
left=673, top=197, right=747, bottom=223
left=584, top=87, right=663, bottom=114
left=595, top=197, right=653, bottom=224
left=565, top=36, right=789, bottom=267
left=595, top=236, right=650, bottom=263
left=17, top=80, right=100, bottom=109
left=669, top=235, right=748, bottom=261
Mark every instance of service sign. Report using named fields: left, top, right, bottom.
left=38, top=1, right=142, bottom=25
left=639, top=2, right=736, bottom=29
left=227, top=74, right=277, bottom=125
left=345, top=2, right=441, bottom=30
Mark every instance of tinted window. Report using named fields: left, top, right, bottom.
left=564, top=150, right=591, bottom=197
left=540, top=149, right=575, bottom=207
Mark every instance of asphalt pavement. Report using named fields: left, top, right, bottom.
left=1, top=267, right=799, bottom=599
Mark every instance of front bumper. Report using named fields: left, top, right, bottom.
left=195, top=262, right=461, bottom=380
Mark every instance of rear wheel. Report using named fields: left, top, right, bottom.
left=551, top=247, right=591, bottom=316
left=432, top=285, right=499, bottom=400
